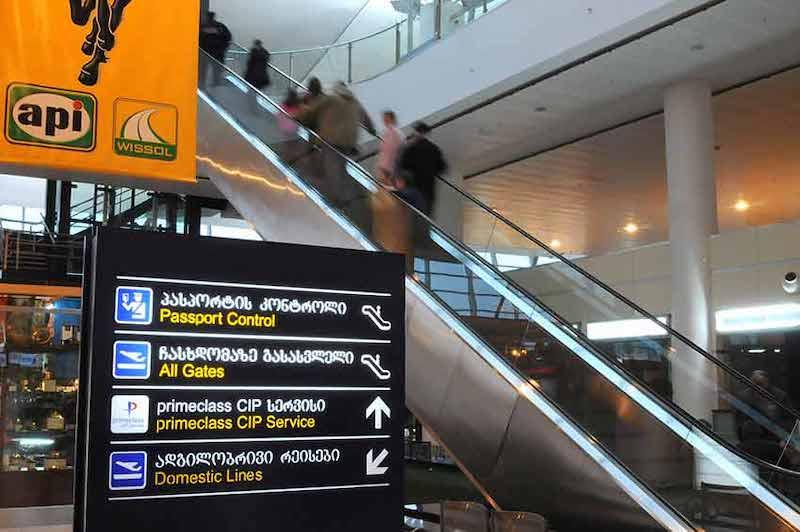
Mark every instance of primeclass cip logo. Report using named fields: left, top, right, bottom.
left=4, top=83, right=97, bottom=151
left=110, top=395, right=149, bottom=434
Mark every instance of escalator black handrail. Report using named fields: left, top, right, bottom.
left=251, top=50, right=800, bottom=425
left=230, top=44, right=381, bottom=145
left=214, top=49, right=800, bottom=461
left=199, top=57, right=698, bottom=530
left=433, top=176, right=800, bottom=422
left=200, top=51, right=800, bottom=490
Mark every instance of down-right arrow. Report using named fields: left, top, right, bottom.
left=366, top=449, right=389, bottom=476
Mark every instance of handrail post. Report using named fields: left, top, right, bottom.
left=347, top=42, right=353, bottom=83
left=407, top=14, right=414, bottom=52
left=2, top=231, right=7, bottom=272
left=15, top=231, right=20, bottom=270
left=395, top=23, right=401, bottom=64
left=435, top=0, right=443, bottom=39
left=91, top=184, right=98, bottom=224
left=288, top=53, right=294, bottom=79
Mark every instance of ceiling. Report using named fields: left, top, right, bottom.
left=463, top=65, right=800, bottom=256
left=432, top=0, right=800, bottom=180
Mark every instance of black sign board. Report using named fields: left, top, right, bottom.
left=75, top=228, right=405, bottom=532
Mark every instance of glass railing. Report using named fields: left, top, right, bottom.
left=199, top=51, right=800, bottom=530
left=226, top=0, right=510, bottom=87
left=255, top=57, right=800, bottom=482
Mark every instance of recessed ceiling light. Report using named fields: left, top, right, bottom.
left=623, top=223, right=639, bottom=234
left=550, top=239, right=561, bottom=249
left=734, top=199, right=750, bottom=212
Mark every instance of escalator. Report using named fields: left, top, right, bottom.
left=196, top=51, right=800, bottom=531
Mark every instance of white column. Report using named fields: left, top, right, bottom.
left=664, top=80, right=718, bottom=423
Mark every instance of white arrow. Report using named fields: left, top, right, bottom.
left=365, top=396, right=391, bottom=430
left=366, top=449, right=389, bottom=476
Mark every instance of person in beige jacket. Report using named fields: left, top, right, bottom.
left=297, top=81, right=375, bottom=154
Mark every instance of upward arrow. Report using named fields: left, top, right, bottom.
left=365, top=396, right=391, bottom=430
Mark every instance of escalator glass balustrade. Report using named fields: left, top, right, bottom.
left=197, top=51, right=800, bottom=531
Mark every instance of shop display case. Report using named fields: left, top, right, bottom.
left=0, top=294, right=80, bottom=507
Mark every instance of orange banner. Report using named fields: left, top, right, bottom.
left=1, top=0, right=199, bottom=182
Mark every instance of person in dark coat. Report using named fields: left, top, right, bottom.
left=199, top=11, right=232, bottom=85
left=397, top=122, right=447, bottom=216
left=245, top=39, right=271, bottom=90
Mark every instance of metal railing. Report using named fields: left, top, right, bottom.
left=0, top=227, right=83, bottom=276
left=70, top=185, right=152, bottom=231
left=228, top=0, right=508, bottom=84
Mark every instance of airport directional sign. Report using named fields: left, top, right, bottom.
left=75, top=228, right=405, bottom=532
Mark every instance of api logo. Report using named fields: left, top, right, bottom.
left=113, top=341, right=151, bottom=380
left=110, top=395, right=149, bottom=434
left=114, top=99, right=177, bottom=162
left=5, top=83, right=96, bottom=151
left=109, top=451, right=147, bottom=490
left=115, top=286, right=153, bottom=325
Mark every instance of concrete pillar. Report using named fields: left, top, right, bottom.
left=664, top=80, right=719, bottom=423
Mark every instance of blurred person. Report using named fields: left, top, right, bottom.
left=398, top=122, right=447, bottom=216
left=376, top=110, right=402, bottom=185
left=199, top=11, right=232, bottom=86
left=278, top=89, right=302, bottom=133
left=304, top=77, right=325, bottom=106
left=295, top=82, right=376, bottom=237
left=393, top=172, right=426, bottom=213
left=274, top=89, right=308, bottom=164
left=297, top=81, right=375, bottom=154
left=244, top=39, right=271, bottom=91
left=370, top=171, right=421, bottom=271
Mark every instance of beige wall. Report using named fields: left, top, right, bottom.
left=508, top=220, right=800, bottom=325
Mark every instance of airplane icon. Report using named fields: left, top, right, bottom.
left=109, top=451, right=147, bottom=490
left=113, top=341, right=151, bottom=379
left=113, top=461, right=143, bottom=480
left=118, top=350, right=147, bottom=363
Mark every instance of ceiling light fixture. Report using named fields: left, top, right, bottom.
left=550, top=239, right=561, bottom=249
left=623, top=223, right=639, bottom=234
left=734, top=199, right=750, bottom=212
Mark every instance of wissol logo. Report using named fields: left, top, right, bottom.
left=69, top=0, right=134, bottom=86
left=113, top=99, right=178, bottom=161
left=5, top=83, right=97, bottom=151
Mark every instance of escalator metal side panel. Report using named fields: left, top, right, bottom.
left=404, top=290, right=670, bottom=532
left=197, top=96, right=684, bottom=532
left=197, top=99, right=362, bottom=251
left=486, top=396, right=665, bottom=531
